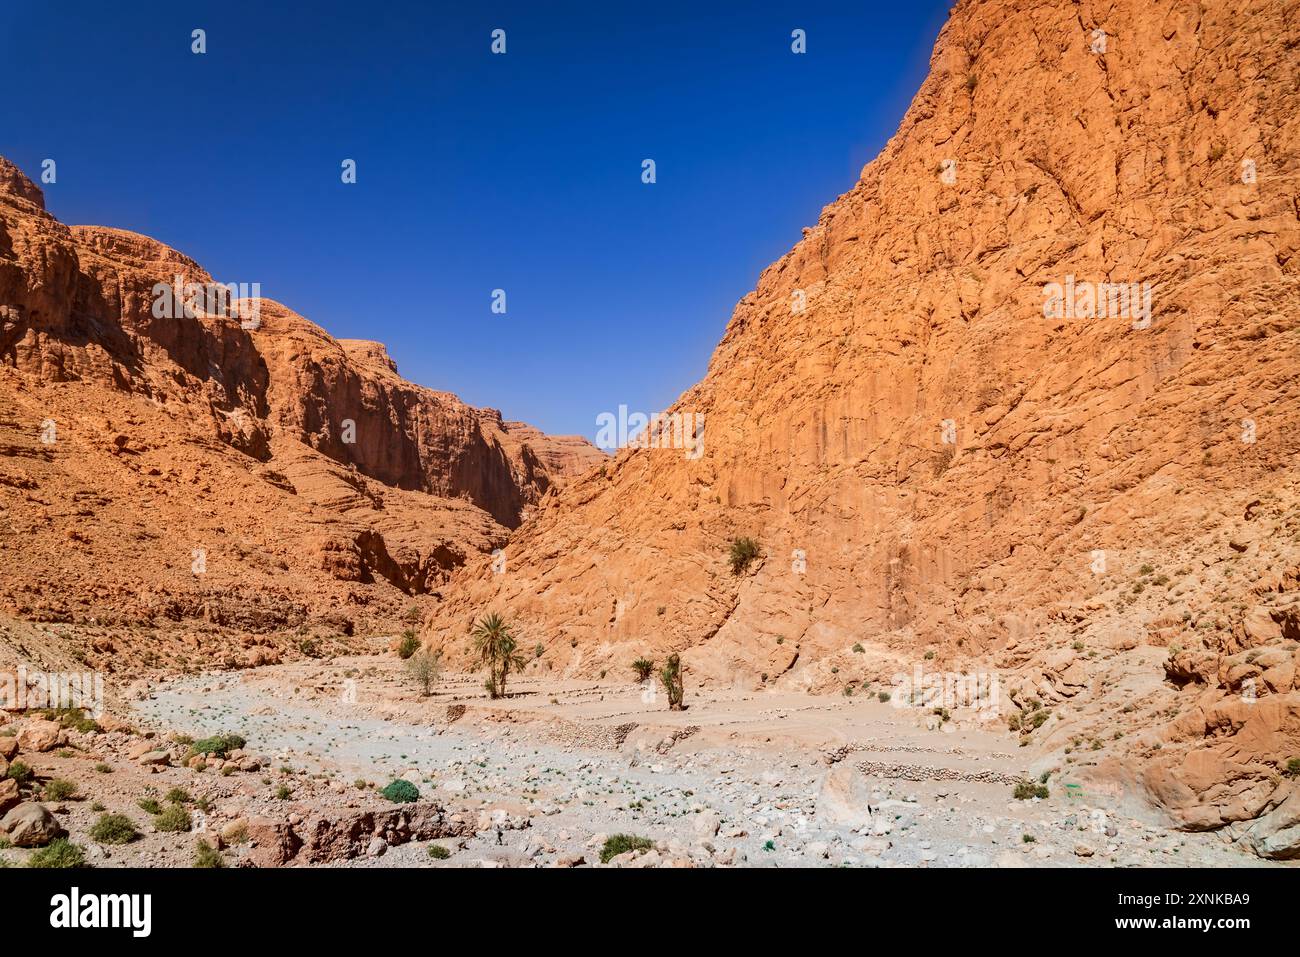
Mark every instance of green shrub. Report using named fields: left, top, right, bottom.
left=405, top=648, right=441, bottom=695
left=1013, top=779, right=1049, bottom=801
left=1284, top=757, right=1300, bottom=779
left=600, top=834, right=654, bottom=863
left=427, top=843, right=451, bottom=860
left=852, top=643, right=864, bottom=653
left=193, top=839, right=223, bottom=868
left=5, top=761, right=33, bottom=786
left=877, top=691, right=891, bottom=703
left=43, top=778, right=77, bottom=801
left=165, top=787, right=192, bottom=805
left=660, top=654, right=684, bottom=711
left=631, top=658, right=655, bottom=681
left=27, top=839, right=87, bottom=869
left=154, top=804, right=191, bottom=833
left=728, top=537, right=761, bottom=575
left=275, top=784, right=292, bottom=800
left=89, top=813, right=140, bottom=845
left=40, top=708, right=99, bottom=734
left=380, top=780, right=420, bottom=803
left=397, top=630, right=421, bottom=660
left=94, top=763, right=112, bottom=774
left=190, top=733, right=245, bottom=758
left=137, top=798, right=162, bottom=815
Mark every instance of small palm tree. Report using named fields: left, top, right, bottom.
left=631, top=657, right=655, bottom=681
left=471, top=613, right=527, bottom=699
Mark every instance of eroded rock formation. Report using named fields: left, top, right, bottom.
left=424, top=0, right=1300, bottom=854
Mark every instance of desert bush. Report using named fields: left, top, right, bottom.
left=165, top=787, right=192, bottom=805
left=660, top=654, right=684, bottom=711
left=5, top=761, right=33, bottom=786
left=137, top=798, right=162, bottom=815
left=94, top=763, right=112, bottom=774
left=631, top=657, right=655, bottom=681
left=190, top=733, right=245, bottom=758
left=397, top=629, right=421, bottom=659
left=599, top=834, right=654, bottom=863
left=405, top=648, right=441, bottom=696
left=43, top=778, right=77, bottom=801
left=26, top=839, right=86, bottom=869
left=40, top=708, right=99, bottom=734
left=427, top=843, right=451, bottom=860
left=380, top=779, right=420, bottom=804
left=89, top=813, right=140, bottom=845
left=728, top=537, right=760, bottom=574
left=154, top=804, right=191, bottom=832
left=1013, top=779, right=1049, bottom=801
left=193, top=839, right=223, bottom=868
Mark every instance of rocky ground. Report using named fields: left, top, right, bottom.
left=2, top=652, right=1288, bottom=868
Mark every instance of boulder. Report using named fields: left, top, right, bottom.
left=1247, top=788, right=1300, bottom=860
left=246, top=817, right=303, bottom=868
left=0, top=777, right=19, bottom=812
left=0, top=802, right=64, bottom=847
left=817, top=765, right=876, bottom=829
left=16, top=719, right=62, bottom=753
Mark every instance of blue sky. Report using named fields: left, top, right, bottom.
left=1, top=0, right=949, bottom=444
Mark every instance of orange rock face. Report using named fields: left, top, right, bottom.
left=0, top=157, right=601, bottom=668
left=424, top=0, right=1300, bottom=851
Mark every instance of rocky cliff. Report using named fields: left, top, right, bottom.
left=424, top=0, right=1300, bottom=855
left=0, top=158, right=602, bottom=671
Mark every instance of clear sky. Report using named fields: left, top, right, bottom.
left=2, top=0, right=949, bottom=444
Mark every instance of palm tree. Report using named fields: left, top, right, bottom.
left=471, top=613, right=527, bottom=699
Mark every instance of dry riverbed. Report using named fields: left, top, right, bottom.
left=116, top=654, right=1276, bottom=868
left=0, top=653, right=1282, bottom=868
